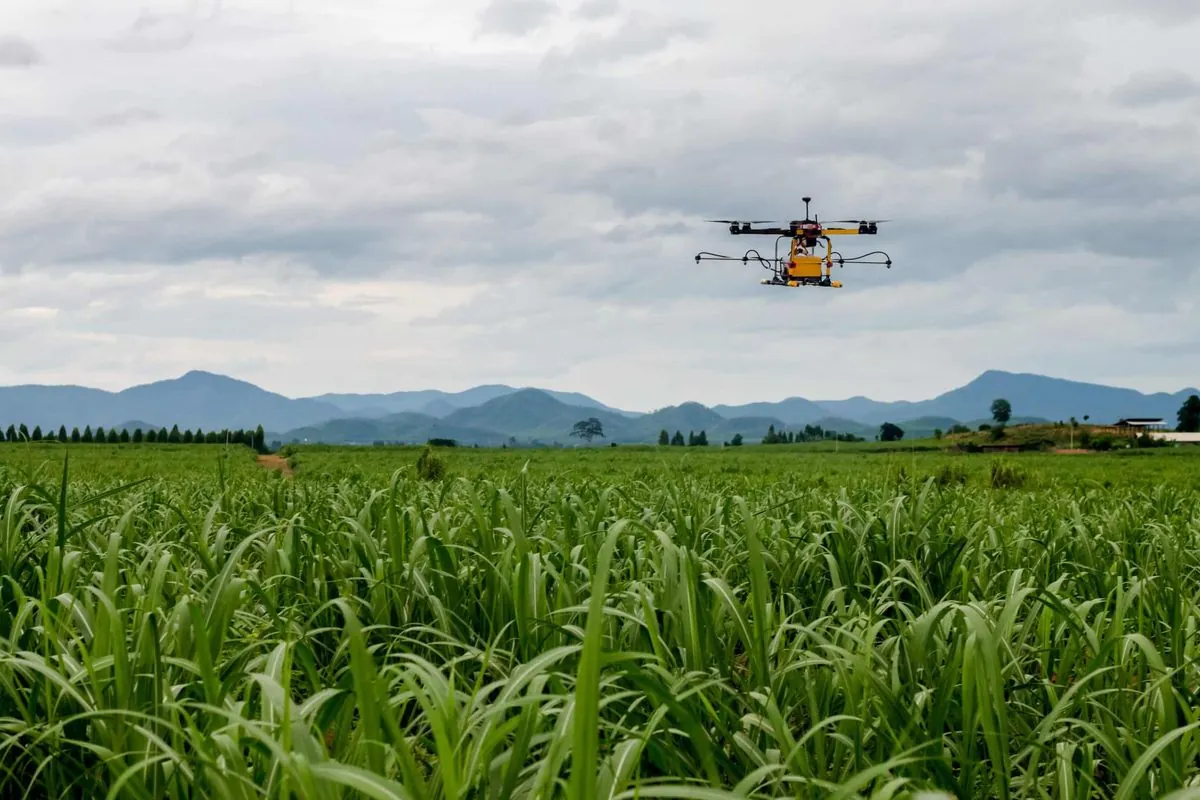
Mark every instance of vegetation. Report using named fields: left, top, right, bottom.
left=570, top=417, right=606, bottom=442
left=879, top=421, right=904, bottom=441
left=1178, top=394, right=1200, bottom=432
left=2, top=422, right=268, bottom=452
left=1, top=442, right=1200, bottom=798
left=991, top=397, right=1012, bottom=424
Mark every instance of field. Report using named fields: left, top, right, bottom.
left=2, top=440, right=1200, bottom=798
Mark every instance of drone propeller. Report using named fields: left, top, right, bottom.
left=823, top=219, right=892, bottom=224
left=704, top=219, right=776, bottom=224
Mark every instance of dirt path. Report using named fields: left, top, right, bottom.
left=257, top=454, right=294, bottom=476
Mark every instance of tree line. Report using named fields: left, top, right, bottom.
left=657, top=429, right=709, bottom=446
left=2, top=423, right=268, bottom=453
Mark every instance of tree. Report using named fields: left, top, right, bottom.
left=146, top=429, right=158, bottom=443
left=133, top=428, right=144, bottom=444
left=95, top=426, right=106, bottom=443
left=120, top=429, right=130, bottom=443
left=991, top=398, right=1012, bottom=425
left=58, top=425, right=68, bottom=443
left=168, top=425, right=182, bottom=444
left=671, top=430, right=685, bottom=446
left=31, top=426, right=42, bottom=441
left=763, top=424, right=783, bottom=445
left=934, top=428, right=943, bottom=439
left=5, top=425, right=14, bottom=442
left=658, top=429, right=669, bottom=446
left=253, top=425, right=266, bottom=453
left=1178, top=394, right=1200, bottom=433
left=183, top=429, right=194, bottom=444
left=696, top=430, right=708, bottom=446
left=18, top=424, right=28, bottom=441
left=879, top=422, right=905, bottom=442
left=71, top=427, right=81, bottom=443
left=194, top=427, right=205, bottom=443
left=730, top=433, right=743, bottom=446
left=570, top=417, right=605, bottom=443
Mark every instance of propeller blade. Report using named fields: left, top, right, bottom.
left=704, top=219, right=776, bottom=224
left=823, top=219, right=891, bottom=224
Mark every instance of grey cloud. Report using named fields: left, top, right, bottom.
left=4, top=0, right=1200, bottom=403
left=577, top=0, right=619, bottom=19
left=0, top=35, right=40, bottom=67
left=1111, top=69, right=1200, bottom=106
left=478, top=0, right=557, bottom=36
left=541, top=13, right=707, bottom=70
left=108, top=11, right=195, bottom=52
left=94, top=107, right=162, bottom=127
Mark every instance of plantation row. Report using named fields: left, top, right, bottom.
left=1, top=445, right=1199, bottom=798
left=2, top=422, right=267, bottom=450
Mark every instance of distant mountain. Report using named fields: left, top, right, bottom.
left=275, top=412, right=507, bottom=446
left=278, top=392, right=794, bottom=446
left=306, top=384, right=637, bottom=419
left=712, top=397, right=832, bottom=427
left=813, top=370, right=1198, bottom=426
left=3, top=368, right=1196, bottom=446
left=0, top=371, right=344, bottom=431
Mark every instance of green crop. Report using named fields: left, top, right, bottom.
left=1, top=442, right=1199, bottom=798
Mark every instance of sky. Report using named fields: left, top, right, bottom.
left=1, top=0, right=1198, bottom=411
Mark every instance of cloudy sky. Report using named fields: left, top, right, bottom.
left=2, top=0, right=1198, bottom=410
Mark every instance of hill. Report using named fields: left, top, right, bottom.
left=2, top=369, right=1196, bottom=444
left=306, top=385, right=636, bottom=419
left=0, top=371, right=344, bottom=431
left=812, top=370, right=1198, bottom=425
left=274, top=412, right=507, bottom=446
left=711, top=397, right=833, bottom=427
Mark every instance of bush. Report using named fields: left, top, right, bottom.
left=416, top=446, right=447, bottom=481
left=990, top=460, right=1027, bottom=489
left=933, top=462, right=969, bottom=486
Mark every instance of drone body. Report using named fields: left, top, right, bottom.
left=695, top=197, right=892, bottom=288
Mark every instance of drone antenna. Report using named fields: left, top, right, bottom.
left=803, top=196, right=811, bottom=222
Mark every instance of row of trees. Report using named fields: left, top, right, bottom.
left=657, top=429, right=709, bottom=446
left=3, top=423, right=268, bottom=452
left=763, top=424, right=864, bottom=444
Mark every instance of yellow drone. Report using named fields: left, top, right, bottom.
left=694, top=197, right=892, bottom=288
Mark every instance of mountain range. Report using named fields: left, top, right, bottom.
left=0, top=369, right=1195, bottom=446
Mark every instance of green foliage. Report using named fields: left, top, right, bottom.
left=991, top=397, right=1012, bottom=424
left=570, top=417, right=605, bottom=443
left=0, top=443, right=1198, bottom=797
left=1179, top=394, right=1200, bottom=432
left=879, top=421, right=904, bottom=441
left=658, top=429, right=669, bottom=446
left=730, top=433, right=743, bottom=446
left=415, top=444, right=447, bottom=480
left=989, top=459, right=1027, bottom=488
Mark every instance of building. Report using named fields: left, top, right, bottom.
left=1113, top=417, right=1167, bottom=431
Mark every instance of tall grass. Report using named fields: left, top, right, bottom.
left=0, top=446, right=1199, bottom=797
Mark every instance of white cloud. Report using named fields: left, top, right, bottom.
left=0, top=0, right=1198, bottom=406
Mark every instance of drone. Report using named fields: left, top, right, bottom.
left=694, top=197, right=892, bottom=288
